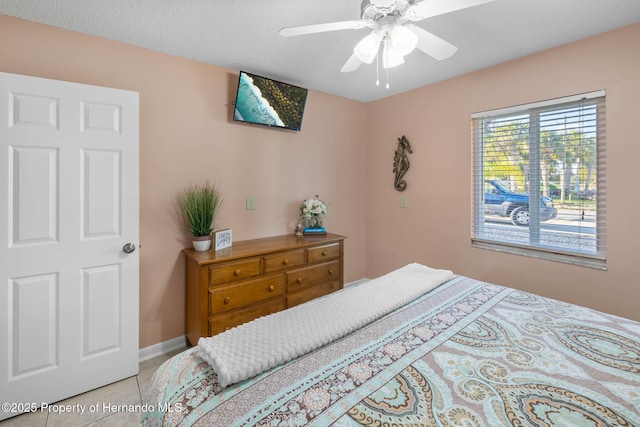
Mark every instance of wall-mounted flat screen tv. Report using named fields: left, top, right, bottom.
left=233, top=71, right=308, bottom=131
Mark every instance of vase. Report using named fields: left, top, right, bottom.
left=305, top=215, right=323, bottom=229
left=193, top=235, right=212, bottom=251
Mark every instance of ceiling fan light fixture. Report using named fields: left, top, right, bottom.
left=389, top=24, right=418, bottom=55
left=382, top=39, right=405, bottom=68
left=354, top=31, right=383, bottom=64
left=280, top=0, right=481, bottom=75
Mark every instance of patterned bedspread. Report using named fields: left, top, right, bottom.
left=143, top=275, right=640, bottom=426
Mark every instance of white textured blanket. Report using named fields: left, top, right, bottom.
left=197, top=263, right=453, bottom=387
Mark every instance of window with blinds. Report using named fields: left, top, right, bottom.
left=471, top=91, right=606, bottom=269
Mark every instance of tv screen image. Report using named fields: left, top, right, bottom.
left=233, top=71, right=308, bottom=131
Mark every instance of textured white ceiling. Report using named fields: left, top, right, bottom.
left=2, top=0, right=640, bottom=102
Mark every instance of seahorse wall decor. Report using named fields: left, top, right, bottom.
left=393, top=135, right=413, bottom=191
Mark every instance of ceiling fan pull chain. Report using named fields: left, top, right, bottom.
left=376, top=52, right=380, bottom=86
left=385, top=38, right=390, bottom=89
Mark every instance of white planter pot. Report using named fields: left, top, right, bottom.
left=193, top=236, right=212, bottom=251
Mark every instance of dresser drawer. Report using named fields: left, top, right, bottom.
left=209, top=275, right=284, bottom=314
left=307, top=243, right=341, bottom=264
left=208, top=299, right=285, bottom=336
left=287, top=280, right=341, bottom=308
left=264, top=249, right=305, bottom=274
left=209, top=257, right=261, bottom=285
left=287, top=260, right=341, bottom=292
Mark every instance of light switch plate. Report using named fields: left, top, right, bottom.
left=400, top=196, right=407, bottom=208
left=246, top=195, right=256, bottom=210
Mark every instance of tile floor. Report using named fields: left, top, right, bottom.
left=0, top=347, right=187, bottom=427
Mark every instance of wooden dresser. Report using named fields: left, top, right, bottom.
left=184, top=233, right=345, bottom=346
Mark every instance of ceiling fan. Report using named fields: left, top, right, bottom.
left=279, top=0, right=496, bottom=73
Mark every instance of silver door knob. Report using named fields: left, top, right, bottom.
left=122, top=243, right=136, bottom=254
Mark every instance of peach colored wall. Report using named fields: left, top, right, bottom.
left=3, top=14, right=639, bottom=348
left=365, top=23, right=640, bottom=322
left=0, top=15, right=368, bottom=348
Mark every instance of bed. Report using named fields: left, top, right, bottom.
left=143, top=264, right=640, bottom=426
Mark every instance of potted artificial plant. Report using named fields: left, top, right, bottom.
left=176, top=181, right=223, bottom=251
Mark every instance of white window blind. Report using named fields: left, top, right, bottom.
left=471, top=91, right=606, bottom=269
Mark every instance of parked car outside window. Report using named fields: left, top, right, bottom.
left=484, top=180, right=557, bottom=226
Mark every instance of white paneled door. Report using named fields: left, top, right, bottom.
left=0, top=72, right=139, bottom=421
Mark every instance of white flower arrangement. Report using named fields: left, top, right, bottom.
left=300, top=196, right=327, bottom=218
left=300, top=196, right=327, bottom=229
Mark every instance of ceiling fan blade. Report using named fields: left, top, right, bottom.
left=407, top=0, right=497, bottom=21
left=406, top=24, right=458, bottom=60
left=340, top=53, right=363, bottom=72
left=279, top=20, right=366, bottom=37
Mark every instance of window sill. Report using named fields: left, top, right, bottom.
left=471, top=238, right=607, bottom=270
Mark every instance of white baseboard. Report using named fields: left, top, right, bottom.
left=139, top=335, right=187, bottom=362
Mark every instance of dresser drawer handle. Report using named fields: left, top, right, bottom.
left=283, top=259, right=289, bottom=265
left=223, top=297, right=231, bottom=305
left=328, top=269, right=333, bottom=275
left=296, top=278, right=303, bottom=284
left=233, top=269, right=241, bottom=276
left=268, top=285, right=275, bottom=292
left=322, top=250, right=328, bottom=256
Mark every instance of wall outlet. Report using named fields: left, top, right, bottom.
left=246, top=195, right=256, bottom=210
left=400, top=195, right=408, bottom=208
